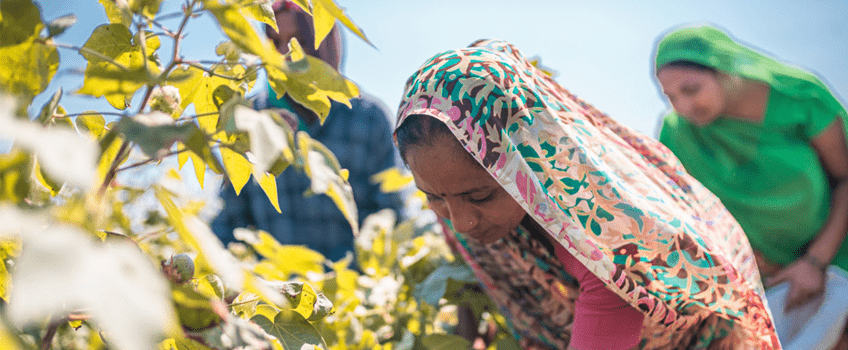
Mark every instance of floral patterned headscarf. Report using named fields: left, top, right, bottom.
left=394, top=40, right=780, bottom=349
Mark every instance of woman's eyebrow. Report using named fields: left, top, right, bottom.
left=417, top=186, right=491, bottom=197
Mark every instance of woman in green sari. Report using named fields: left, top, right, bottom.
left=654, top=24, right=848, bottom=345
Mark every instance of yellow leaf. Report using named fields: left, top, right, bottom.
left=241, top=0, right=277, bottom=33
left=370, top=167, right=414, bottom=193
left=220, top=147, right=251, bottom=195
left=0, top=238, right=21, bottom=301
left=311, top=0, right=372, bottom=48
left=0, top=149, right=31, bottom=203
left=169, top=65, right=248, bottom=133
left=255, top=303, right=280, bottom=320
left=33, top=157, right=61, bottom=196
left=177, top=143, right=207, bottom=189
left=0, top=41, right=59, bottom=99
left=78, top=25, right=161, bottom=109
left=292, top=282, right=317, bottom=320
left=255, top=172, right=281, bottom=213
left=0, top=320, right=22, bottom=350
left=99, top=0, right=132, bottom=27
left=203, top=1, right=283, bottom=67
left=97, top=130, right=127, bottom=183
left=267, top=43, right=359, bottom=124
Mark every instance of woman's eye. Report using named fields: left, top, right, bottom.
left=681, top=85, right=699, bottom=95
left=468, top=193, right=493, bottom=204
left=424, top=193, right=442, bottom=202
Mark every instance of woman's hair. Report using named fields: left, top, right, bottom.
left=660, top=60, right=718, bottom=74
left=395, top=114, right=454, bottom=162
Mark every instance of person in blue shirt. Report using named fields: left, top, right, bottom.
left=211, top=1, right=404, bottom=262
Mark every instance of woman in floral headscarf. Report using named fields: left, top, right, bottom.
left=394, top=39, right=780, bottom=349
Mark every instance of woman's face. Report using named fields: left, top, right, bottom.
left=405, top=136, right=527, bottom=244
left=657, top=65, right=727, bottom=126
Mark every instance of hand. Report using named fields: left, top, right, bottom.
left=764, top=257, right=826, bottom=311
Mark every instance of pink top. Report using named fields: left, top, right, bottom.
left=555, top=244, right=643, bottom=350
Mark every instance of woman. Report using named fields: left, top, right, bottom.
left=394, top=40, right=779, bottom=349
left=654, top=25, right=848, bottom=316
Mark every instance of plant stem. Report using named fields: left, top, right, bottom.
left=49, top=42, right=132, bottom=72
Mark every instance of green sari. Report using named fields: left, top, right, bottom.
left=656, top=25, right=848, bottom=271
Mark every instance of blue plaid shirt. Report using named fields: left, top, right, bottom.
left=211, top=86, right=404, bottom=261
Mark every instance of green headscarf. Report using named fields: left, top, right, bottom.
left=655, top=24, right=846, bottom=117
left=655, top=24, right=848, bottom=271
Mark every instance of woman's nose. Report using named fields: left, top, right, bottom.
left=448, top=204, right=478, bottom=233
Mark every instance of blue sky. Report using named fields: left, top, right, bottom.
left=32, top=0, right=848, bottom=138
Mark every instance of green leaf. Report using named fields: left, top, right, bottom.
left=0, top=0, right=43, bottom=46
left=298, top=133, right=358, bottom=235
left=231, top=292, right=259, bottom=319
left=184, top=129, right=224, bottom=174
left=413, top=263, right=476, bottom=307
left=494, top=334, right=521, bottom=350
left=159, top=336, right=214, bottom=350
left=116, top=113, right=193, bottom=158
left=0, top=41, right=59, bottom=98
left=36, top=88, right=62, bottom=125
left=421, top=334, right=471, bottom=350
left=129, top=0, right=163, bottom=20
left=172, top=284, right=221, bottom=331
left=196, top=274, right=225, bottom=300
left=75, top=112, right=107, bottom=139
left=78, top=24, right=161, bottom=109
left=310, top=0, right=372, bottom=49
left=251, top=309, right=328, bottom=350
left=99, top=0, right=132, bottom=27
left=307, top=292, right=334, bottom=322
left=215, top=41, right=242, bottom=64
left=232, top=106, right=295, bottom=175
left=46, top=14, right=77, bottom=38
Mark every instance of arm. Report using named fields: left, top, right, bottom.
left=766, top=117, right=848, bottom=309
left=806, top=118, right=848, bottom=268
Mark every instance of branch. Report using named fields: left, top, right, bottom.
left=98, top=140, right=131, bottom=197
left=174, top=111, right=220, bottom=123
left=116, top=148, right=191, bottom=173
left=40, top=313, right=92, bottom=350
left=64, top=111, right=126, bottom=118
left=180, top=61, right=246, bottom=81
